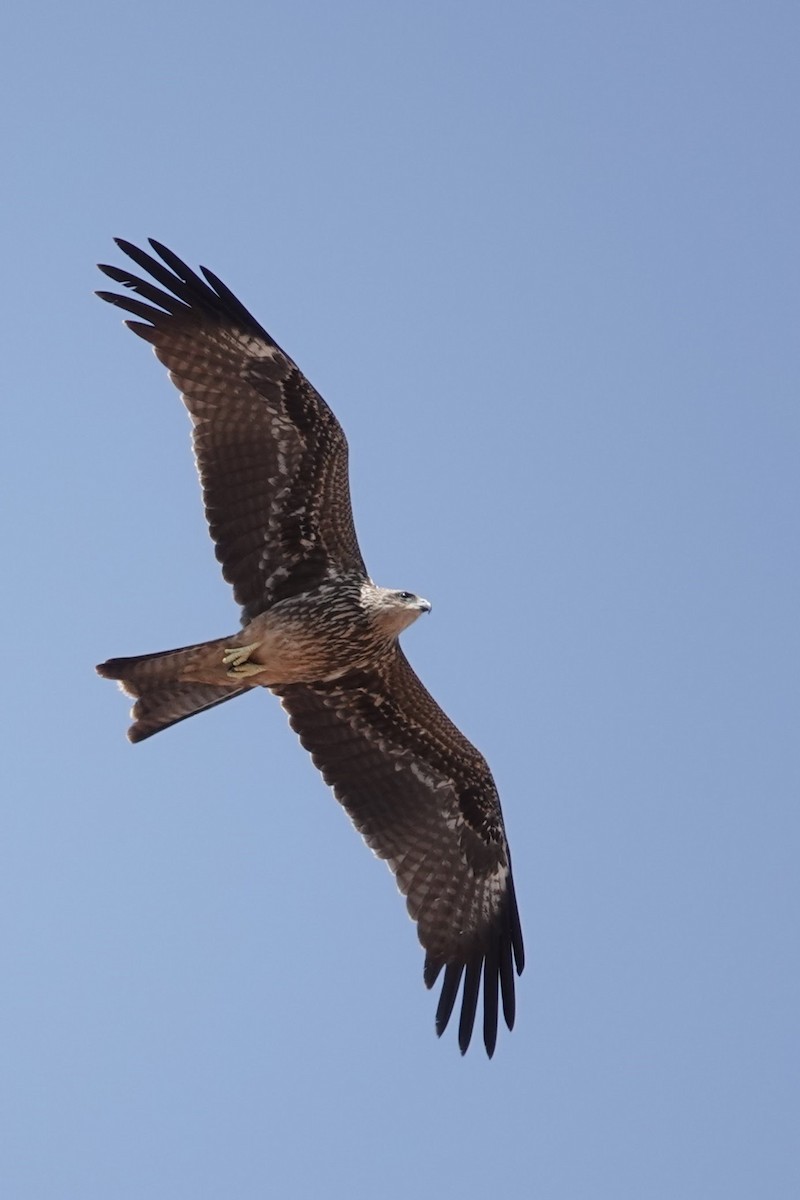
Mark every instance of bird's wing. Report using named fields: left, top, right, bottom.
left=276, top=648, right=524, bottom=1056
left=97, top=239, right=367, bottom=621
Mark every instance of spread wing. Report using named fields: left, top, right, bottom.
left=276, top=648, right=525, bottom=1056
left=97, top=239, right=366, bottom=621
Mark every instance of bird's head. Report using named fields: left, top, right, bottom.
left=362, top=584, right=432, bottom=638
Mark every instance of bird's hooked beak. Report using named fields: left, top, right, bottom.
left=418, top=598, right=432, bottom=614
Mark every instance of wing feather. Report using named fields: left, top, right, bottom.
left=276, top=648, right=524, bottom=1056
left=97, top=239, right=366, bottom=619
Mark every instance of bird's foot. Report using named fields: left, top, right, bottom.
left=223, top=642, right=266, bottom=678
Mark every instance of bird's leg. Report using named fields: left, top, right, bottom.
left=222, top=642, right=266, bottom=679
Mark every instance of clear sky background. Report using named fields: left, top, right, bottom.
left=2, top=2, right=797, bottom=1197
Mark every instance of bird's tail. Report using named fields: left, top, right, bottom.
left=97, top=642, right=250, bottom=742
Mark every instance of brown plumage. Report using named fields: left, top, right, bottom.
left=95, top=239, right=524, bottom=1055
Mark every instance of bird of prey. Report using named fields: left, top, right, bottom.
left=95, top=239, right=524, bottom=1056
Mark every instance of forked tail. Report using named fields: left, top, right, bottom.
left=97, top=643, right=250, bottom=742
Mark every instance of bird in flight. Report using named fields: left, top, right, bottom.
left=96, top=239, right=524, bottom=1055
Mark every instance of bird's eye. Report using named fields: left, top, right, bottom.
left=398, top=591, right=415, bottom=602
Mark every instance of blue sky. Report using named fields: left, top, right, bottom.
left=2, top=2, right=798, bottom=1196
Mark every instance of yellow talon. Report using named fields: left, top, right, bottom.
left=222, top=642, right=266, bottom=677
left=222, top=641, right=262, bottom=667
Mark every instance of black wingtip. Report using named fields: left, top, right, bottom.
left=423, top=956, right=443, bottom=991
left=98, top=237, right=273, bottom=344
left=457, top=958, right=482, bottom=1055
left=428, top=919, right=523, bottom=1055
left=482, top=947, right=500, bottom=1057
left=498, top=931, right=516, bottom=1031
left=113, top=236, right=139, bottom=257
left=147, top=238, right=203, bottom=287
left=434, top=963, right=463, bottom=1038
left=147, top=237, right=179, bottom=267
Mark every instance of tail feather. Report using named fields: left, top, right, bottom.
left=97, top=643, right=250, bottom=742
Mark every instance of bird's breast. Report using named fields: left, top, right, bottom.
left=241, top=586, right=381, bottom=685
